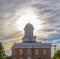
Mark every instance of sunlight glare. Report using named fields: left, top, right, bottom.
left=16, top=8, right=43, bottom=35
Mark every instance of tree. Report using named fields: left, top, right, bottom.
left=56, top=50, right=60, bottom=59
left=6, top=55, right=12, bottom=59
left=52, top=50, right=60, bottom=59
left=0, top=42, right=5, bottom=59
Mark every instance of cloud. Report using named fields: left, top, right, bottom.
left=2, top=31, right=23, bottom=50
left=0, top=0, right=60, bottom=50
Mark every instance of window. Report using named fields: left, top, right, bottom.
left=27, top=49, right=31, bottom=55
left=19, top=49, right=23, bottom=55
left=27, top=56, right=31, bottom=59
left=35, top=49, right=39, bottom=55
left=43, top=49, right=46, bottom=55
left=20, top=57, right=23, bottom=59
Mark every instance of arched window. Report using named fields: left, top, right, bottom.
left=27, top=49, right=31, bottom=55
left=43, top=49, right=46, bottom=55
left=19, top=49, right=23, bottom=55
left=35, top=49, right=39, bottom=55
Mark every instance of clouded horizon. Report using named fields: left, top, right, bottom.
left=0, top=0, right=60, bottom=51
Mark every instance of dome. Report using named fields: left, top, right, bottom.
left=25, top=23, right=34, bottom=29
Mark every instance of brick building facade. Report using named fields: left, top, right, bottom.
left=12, top=23, right=51, bottom=59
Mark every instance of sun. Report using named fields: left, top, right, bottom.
left=15, top=8, right=43, bottom=35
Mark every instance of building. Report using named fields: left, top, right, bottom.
left=12, top=23, right=51, bottom=59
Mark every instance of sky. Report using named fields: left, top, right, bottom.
left=0, top=0, right=60, bottom=52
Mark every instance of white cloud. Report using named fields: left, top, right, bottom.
left=0, top=0, right=60, bottom=50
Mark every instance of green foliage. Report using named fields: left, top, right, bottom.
left=0, top=42, right=5, bottom=59
left=52, top=50, right=60, bottom=59
left=0, top=42, right=12, bottom=59
left=56, top=50, right=60, bottom=59
left=6, top=55, right=12, bottom=59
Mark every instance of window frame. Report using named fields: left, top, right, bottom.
left=43, top=49, right=46, bottom=55
left=27, top=49, right=31, bottom=55
left=35, top=49, right=39, bottom=55
left=19, top=49, right=23, bottom=55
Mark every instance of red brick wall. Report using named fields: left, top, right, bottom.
left=12, top=48, right=51, bottom=59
